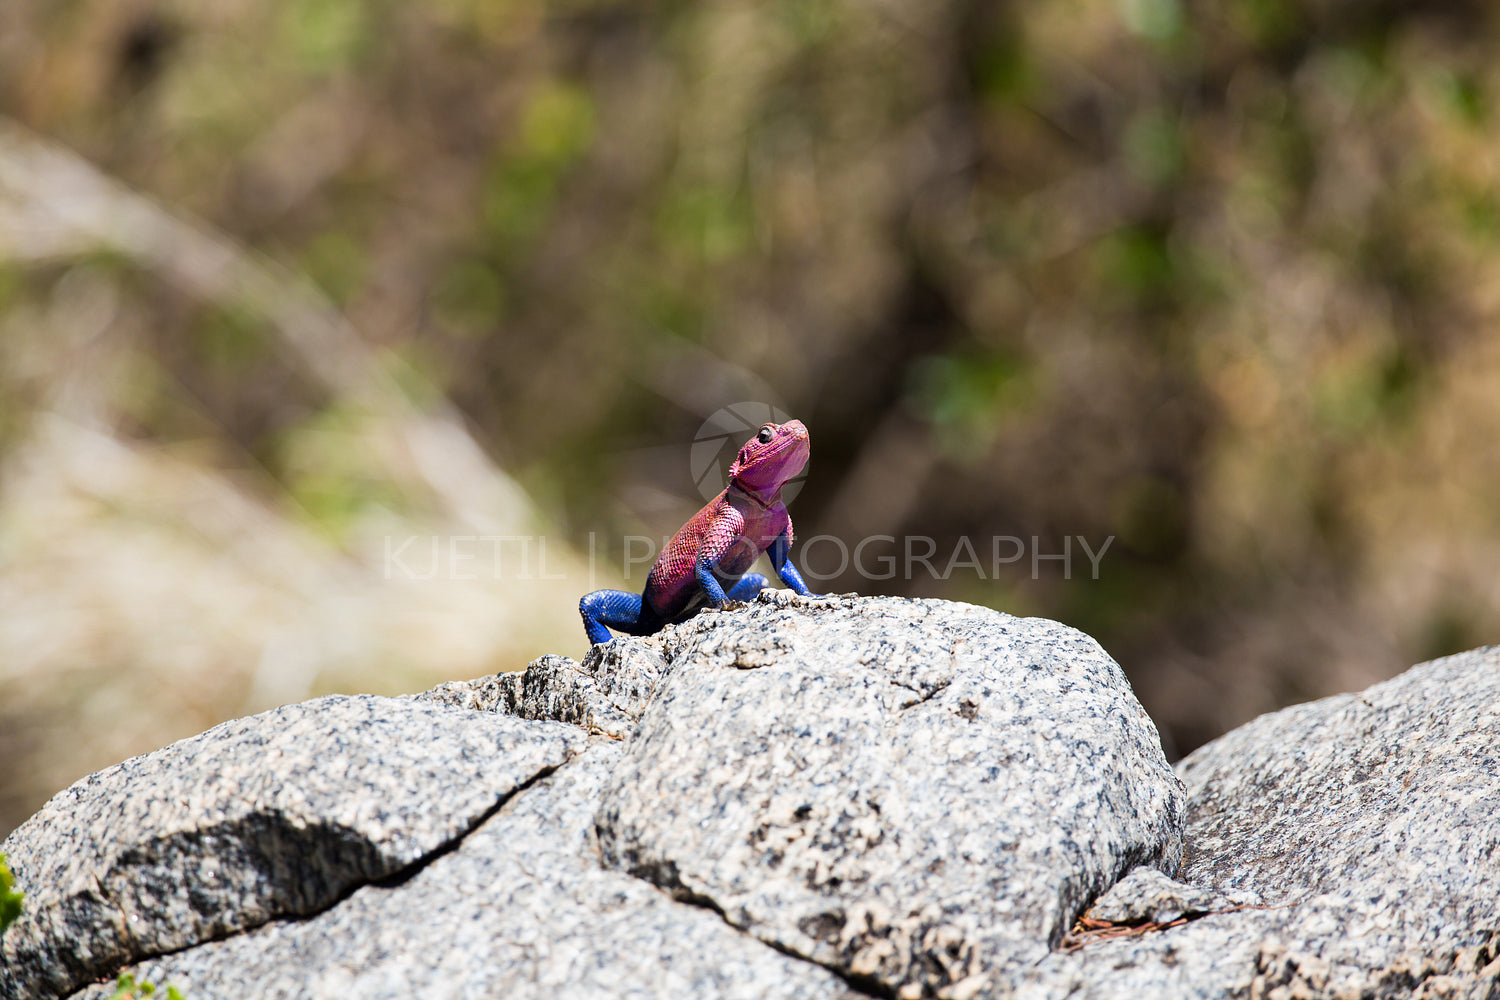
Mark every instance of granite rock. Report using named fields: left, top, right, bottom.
left=1018, top=645, right=1500, bottom=999
left=0, top=695, right=585, bottom=1000
left=15, top=595, right=1494, bottom=1000
left=75, top=746, right=860, bottom=1000
left=595, top=593, right=1186, bottom=998
left=1082, top=867, right=1261, bottom=926
left=413, top=641, right=672, bottom=740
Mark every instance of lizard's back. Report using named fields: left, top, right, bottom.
left=645, top=488, right=789, bottom=618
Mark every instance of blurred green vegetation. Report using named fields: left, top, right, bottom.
left=2, top=0, right=1500, bottom=827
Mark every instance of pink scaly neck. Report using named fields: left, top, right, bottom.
left=727, top=480, right=779, bottom=509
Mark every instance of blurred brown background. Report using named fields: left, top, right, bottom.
left=3, top=0, right=1499, bottom=837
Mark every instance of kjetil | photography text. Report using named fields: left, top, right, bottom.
left=383, top=533, right=1115, bottom=584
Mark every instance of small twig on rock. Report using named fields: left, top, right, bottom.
left=1058, top=903, right=1291, bottom=953
left=1058, top=914, right=1190, bottom=952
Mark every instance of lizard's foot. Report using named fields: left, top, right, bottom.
left=725, top=573, right=770, bottom=603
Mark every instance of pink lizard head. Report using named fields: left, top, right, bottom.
left=729, top=419, right=810, bottom=497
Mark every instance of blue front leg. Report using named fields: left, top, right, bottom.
left=695, top=559, right=771, bottom=606
left=770, top=533, right=817, bottom=596
left=695, top=556, right=731, bottom=606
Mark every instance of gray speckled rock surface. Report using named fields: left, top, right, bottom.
left=16, top=595, right=1496, bottom=1000
left=1082, top=867, right=1261, bottom=925
left=1019, top=645, right=1500, bottom=1000
left=596, top=593, right=1185, bottom=998
left=1, top=695, right=585, bottom=1000
left=79, top=747, right=860, bottom=1000
left=414, top=641, right=672, bottom=740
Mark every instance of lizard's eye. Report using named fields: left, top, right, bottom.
left=756, top=425, right=775, bottom=444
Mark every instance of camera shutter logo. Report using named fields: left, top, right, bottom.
left=690, top=402, right=808, bottom=503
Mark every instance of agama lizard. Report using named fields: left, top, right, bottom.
left=579, top=418, right=817, bottom=645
